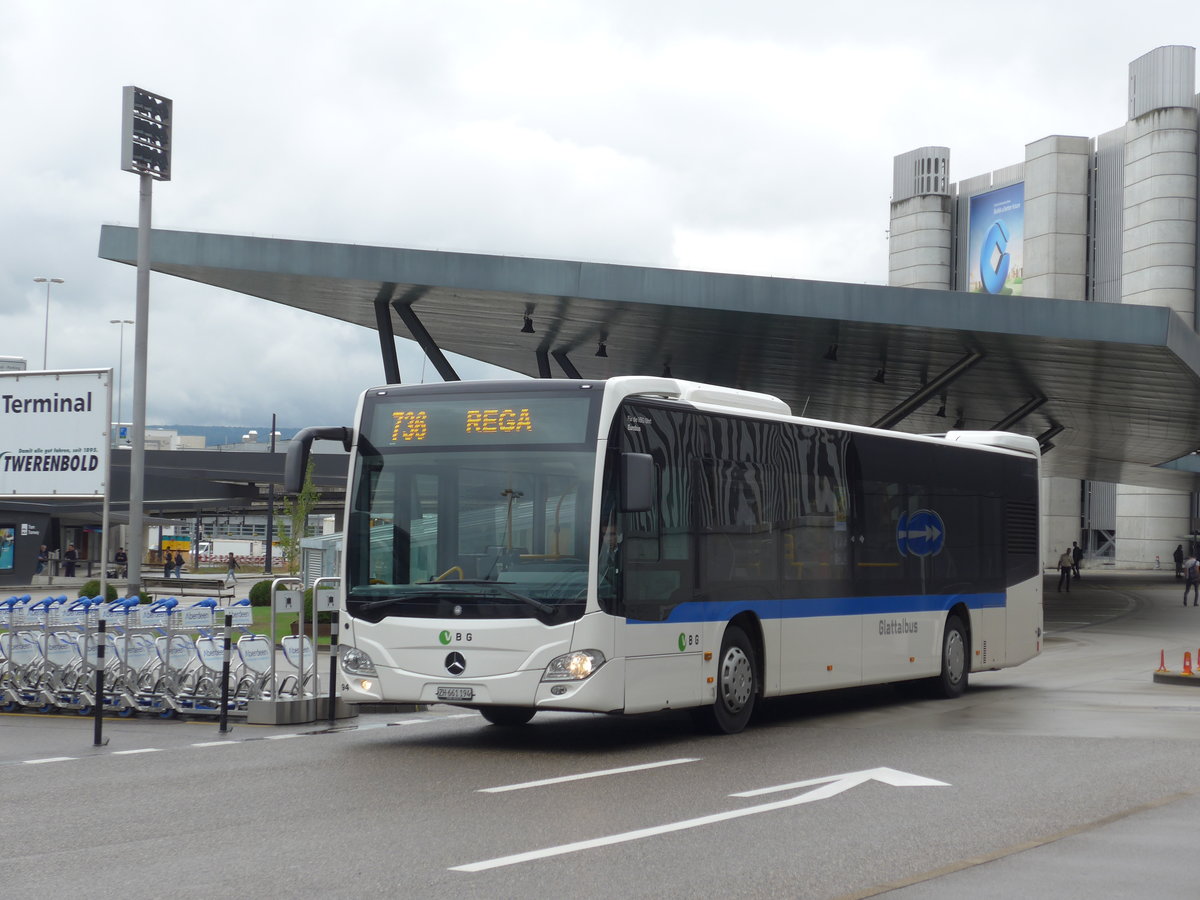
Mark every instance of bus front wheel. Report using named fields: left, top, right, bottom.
left=693, top=624, right=757, bottom=734
left=932, top=614, right=969, bottom=698
left=480, top=707, right=535, bottom=727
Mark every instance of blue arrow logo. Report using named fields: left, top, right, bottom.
left=897, top=509, right=945, bottom=558
left=979, top=220, right=1011, bottom=294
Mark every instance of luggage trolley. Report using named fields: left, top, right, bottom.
left=5, top=596, right=70, bottom=712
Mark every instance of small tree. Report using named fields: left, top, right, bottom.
left=280, top=460, right=319, bottom=576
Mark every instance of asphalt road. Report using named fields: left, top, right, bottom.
left=3, top=572, right=1199, bottom=899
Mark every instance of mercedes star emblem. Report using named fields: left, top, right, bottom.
left=445, top=652, right=466, bottom=676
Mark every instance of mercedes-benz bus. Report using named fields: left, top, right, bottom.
left=287, top=376, right=1041, bottom=733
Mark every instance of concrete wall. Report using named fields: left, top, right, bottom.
left=888, top=194, right=954, bottom=289
left=1042, top=475, right=1081, bottom=569
left=1116, top=485, right=1191, bottom=568
left=1023, top=135, right=1091, bottom=301
left=1121, top=105, right=1198, bottom=325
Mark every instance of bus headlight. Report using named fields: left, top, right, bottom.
left=341, top=647, right=377, bottom=676
left=542, top=649, right=605, bottom=681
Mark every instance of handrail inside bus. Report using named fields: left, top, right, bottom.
left=284, top=425, right=352, bottom=493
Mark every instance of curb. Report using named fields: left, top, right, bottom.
left=354, top=703, right=427, bottom=714
left=1152, top=672, right=1200, bottom=687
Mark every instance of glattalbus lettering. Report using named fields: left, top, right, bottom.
left=878, top=618, right=919, bottom=636
left=0, top=452, right=100, bottom=473
left=1, top=391, right=93, bottom=414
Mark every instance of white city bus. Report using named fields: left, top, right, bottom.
left=288, top=376, right=1042, bottom=733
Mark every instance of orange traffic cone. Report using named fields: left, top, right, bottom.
left=1183, top=651, right=1195, bottom=676
left=1158, top=649, right=1169, bottom=673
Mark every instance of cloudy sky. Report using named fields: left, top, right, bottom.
left=0, top=1, right=1191, bottom=431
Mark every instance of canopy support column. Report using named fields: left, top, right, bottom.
left=372, top=283, right=401, bottom=385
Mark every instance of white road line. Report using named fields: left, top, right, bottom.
left=386, top=719, right=430, bottom=727
left=452, top=790, right=836, bottom=872
left=111, top=748, right=162, bottom=755
left=265, top=734, right=300, bottom=740
left=192, top=741, right=238, bottom=747
left=480, top=758, right=701, bottom=793
left=24, top=757, right=76, bottom=765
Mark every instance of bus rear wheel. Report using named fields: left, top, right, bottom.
left=480, top=707, right=535, bottom=727
left=693, top=624, right=757, bottom=734
left=931, top=614, right=969, bottom=698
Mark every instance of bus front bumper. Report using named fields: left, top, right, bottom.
left=340, top=656, right=625, bottom=713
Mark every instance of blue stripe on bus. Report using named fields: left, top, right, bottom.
left=627, top=593, right=1006, bottom=625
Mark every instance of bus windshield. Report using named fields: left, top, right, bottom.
left=344, top=387, right=599, bottom=624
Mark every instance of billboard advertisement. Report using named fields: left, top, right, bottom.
left=0, top=370, right=111, bottom=496
left=968, top=182, right=1024, bottom=295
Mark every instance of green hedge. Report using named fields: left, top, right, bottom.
left=248, top=579, right=273, bottom=607
left=78, top=580, right=118, bottom=601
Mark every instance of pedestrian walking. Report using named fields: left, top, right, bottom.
left=113, top=547, right=128, bottom=578
left=1071, top=541, right=1083, bottom=580
left=174, top=551, right=184, bottom=579
left=163, top=553, right=173, bottom=579
left=35, top=545, right=48, bottom=576
left=226, top=552, right=238, bottom=582
left=1184, top=555, right=1200, bottom=606
left=63, top=543, right=77, bottom=578
left=1057, top=549, right=1073, bottom=593
left=1174, top=544, right=1184, bottom=579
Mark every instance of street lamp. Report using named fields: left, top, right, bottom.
left=33, top=277, right=64, bottom=369
left=110, top=318, right=134, bottom=431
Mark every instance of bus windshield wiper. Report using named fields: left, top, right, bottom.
left=415, top=579, right=555, bottom=615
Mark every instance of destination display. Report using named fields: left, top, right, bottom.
left=365, top=394, right=594, bottom=448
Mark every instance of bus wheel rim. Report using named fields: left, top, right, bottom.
left=945, top=629, right=965, bottom=684
left=720, top=646, right=753, bottom=713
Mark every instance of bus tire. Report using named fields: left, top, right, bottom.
left=480, top=707, right=535, bottom=727
left=693, top=624, right=757, bottom=734
left=932, top=614, right=969, bottom=698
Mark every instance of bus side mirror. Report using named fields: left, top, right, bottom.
left=620, top=453, right=654, bottom=513
left=284, top=426, right=353, bottom=493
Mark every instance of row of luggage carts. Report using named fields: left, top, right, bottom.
left=0, top=593, right=320, bottom=718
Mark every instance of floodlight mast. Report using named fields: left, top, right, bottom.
left=120, top=85, right=172, bottom=597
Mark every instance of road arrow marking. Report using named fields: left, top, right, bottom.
left=451, top=766, right=947, bottom=872
left=730, top=766, right=949, bottom=800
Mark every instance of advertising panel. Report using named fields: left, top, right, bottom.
left=968, top=182, right=1024, bottom=295
left=0, top=370, right=111, bottom=496
left=0, top=526, right=14, bottom=570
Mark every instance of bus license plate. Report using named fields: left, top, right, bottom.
left=436, top=686, right=474, bottom=701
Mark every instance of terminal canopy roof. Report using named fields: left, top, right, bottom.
left=99, top=225, right=1200, bottom=491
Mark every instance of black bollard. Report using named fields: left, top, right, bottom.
left=218, top=612, right=233, bottom=734
left=93, top=619, right=106, bottom=747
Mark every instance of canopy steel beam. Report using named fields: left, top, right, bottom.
left=552, top=349, right=581, bottom=379
left=393, top=291, right=459, bottom=382
left=992, top=395, right=1047, bottom=431
left=871, top=350, right=985, bottom=430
